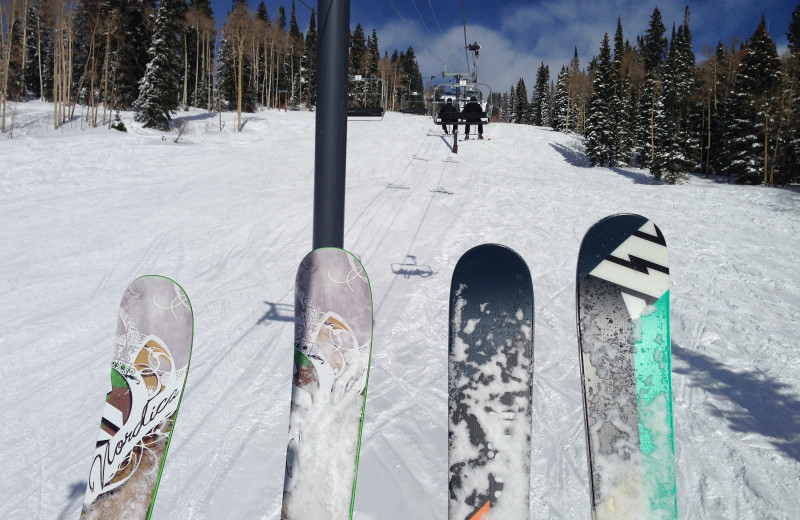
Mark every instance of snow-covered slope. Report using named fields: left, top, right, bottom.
left=1, top=102, right=799, bottom=519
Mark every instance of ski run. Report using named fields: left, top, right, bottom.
left=1, top=102, right=799, bottom=519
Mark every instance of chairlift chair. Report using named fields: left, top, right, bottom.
left=348, top=75, right=387, bottom=120
left=400, top=91, right=427, bottom=115
left=432, top=81, right=492, bottom=126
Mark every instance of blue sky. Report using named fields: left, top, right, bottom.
left=210, top=1, right=797, bottom=94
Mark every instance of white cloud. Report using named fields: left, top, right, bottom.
left=372, top=0, right=794, bottom=98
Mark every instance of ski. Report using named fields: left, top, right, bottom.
left=81, top=276, right=193, bottom=520
left=576, top=214, right=676, bottom=519
left=281, top=248, right=373, bottom=520
left=448, top=244, right=534, bottom=520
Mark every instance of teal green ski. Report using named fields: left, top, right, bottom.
left=576, top=214, right=677, bottom=520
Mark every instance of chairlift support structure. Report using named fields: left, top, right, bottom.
left=431, top=42, right=492, bottom=153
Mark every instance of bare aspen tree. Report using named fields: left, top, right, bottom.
left=224, top=3, right=251, bottom=131
left=1, top=0, right=20, bottom=133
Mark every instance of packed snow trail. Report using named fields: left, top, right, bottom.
left=1, top=103, right=799, bottom=519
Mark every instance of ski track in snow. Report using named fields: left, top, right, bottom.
left=1, top=101, right=799, bottom=519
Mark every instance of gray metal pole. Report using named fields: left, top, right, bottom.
left=313, top=0, right=350, bottom=249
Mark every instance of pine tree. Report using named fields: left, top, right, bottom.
left=653, top=10, right=698, bottom=184
left=133, top=0, right=187, bottom=130
left=285, top=1, right=303, bottom=109
left=114, top=1, right=154, bottom=109
left=402, top=46, right=423, bottom=92
left=637, top=8, right=668, bottom=171
left=531, top=62, right=549, bottom=126
left=507, top=85, right=516, bottom=124
left=783, top=4, right=800, bottom=184
left=724, top=17, right=782, bottom=184
left=349, top=23, right=366, bottom=76
left=500, top=91, right=510, bottom=122
left=300, top=10, right=317, bottom=108
left=552, top=66, right=569, bottom=131
left=585, top=33, right=618, bottom=167
left=612, top=17, right=635, bottom=165
left=514, top=78, right=529, bottom=124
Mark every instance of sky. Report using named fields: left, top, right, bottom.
left=210, top=0, right=798, bottom=95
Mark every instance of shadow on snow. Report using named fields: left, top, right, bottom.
left=672, top=343, right=800, bottom=463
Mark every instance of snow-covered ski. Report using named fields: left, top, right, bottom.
left=80, top=276, right=193, bottom=520
left=281, top=248, right=373, bottom=519
left=576, top=214, right=676, bottom=520
left=448, top=244, right=534, bottom=519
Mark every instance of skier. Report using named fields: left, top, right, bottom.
left=439, top=99, right=458, bottom=135
left=463, top=96, right=484, bottom=140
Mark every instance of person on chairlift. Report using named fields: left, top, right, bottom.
left=463, top=96, right=484, bottom=140
left=439, top=99, right=458, bottom=135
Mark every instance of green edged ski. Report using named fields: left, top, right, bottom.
left=81, top=276, right=193, bottom=520
left=576, top=214, right=676, bottom=519
left=281, top=248, right=373, bottom=520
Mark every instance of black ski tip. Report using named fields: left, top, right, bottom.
left=450, top=243, right=532, bottom=301
left=576, top=214, right=652, bottom=283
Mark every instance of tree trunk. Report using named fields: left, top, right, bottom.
left=183, top=32, right=188, bottom=108
left=237, top=42, right=243, bottom=131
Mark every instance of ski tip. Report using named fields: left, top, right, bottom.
left=298, top=248, right=371, bottom=284
left=450, top=244, right=532, bottom=300
left=576, top=214, right=658, bottom=283
left=455, top=243, right=529, bottom=271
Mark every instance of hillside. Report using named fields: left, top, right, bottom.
left=1, top=102, right=799, bottom=519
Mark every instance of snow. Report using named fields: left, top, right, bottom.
left=2, top=100, right=800, bottom=519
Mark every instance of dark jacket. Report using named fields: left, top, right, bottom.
left=440, top=102, right=458, bottom=122
left=463, top=101, right=484, bottom=122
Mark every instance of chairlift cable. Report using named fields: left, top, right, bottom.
left=426, top=0, right=445, bottom=42
left=385, top=0, right=449, bottom=65
left=461, top=0, right=469, bottom=68
left=409, top=0, right=431, bottom=36
left=296, top=0, right=313, bottom=12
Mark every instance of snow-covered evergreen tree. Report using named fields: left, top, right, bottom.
left=653, top=10, right=698, bottom=184
left=300, top=10, right=317, bottom=108
left=506, top=85, right=516, bottom=124
left=784, top=4, right=800, bottom=184
left=133, top=0, right=187, bottom=130
left=585, top=33, right=618, bottom=166
left=115, top=1, right=155, bottom=109
left=499, top=92, right=510, bottom=122
left=514, top=78, right=529, bottom=124
left=552, top=66, right=569, bottom=132
left=636, top=8, right=668, bottom=170
left=531, top=62, right=549, bottom=126
left=723, top=17, right=782, bottom=184
left=612, top=17, right=634, bottom=166
left=287, top=0, right=302, bottom=109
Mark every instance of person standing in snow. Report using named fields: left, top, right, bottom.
left=463, top=96, right=484, bottom=140
left=439, top=99, right=457, bottom=135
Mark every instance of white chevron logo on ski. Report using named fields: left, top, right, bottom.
left=589, top=221, right=669, bottom=299
left=608, top=231, right=668, bottom=267
left=590, top=261, right=669, bottom=298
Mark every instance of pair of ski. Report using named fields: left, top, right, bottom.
left=78, top=250, right=372, bottom=520
left=79, top=214, right=675, bottom=519
left=449, top=213, right=676, bottom=520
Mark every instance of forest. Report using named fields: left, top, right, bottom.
left=0, top=0, right=424, bottom=132
left=500, top=6, right=800, bottom=185
left=1, top=1, right=799, bottom=185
